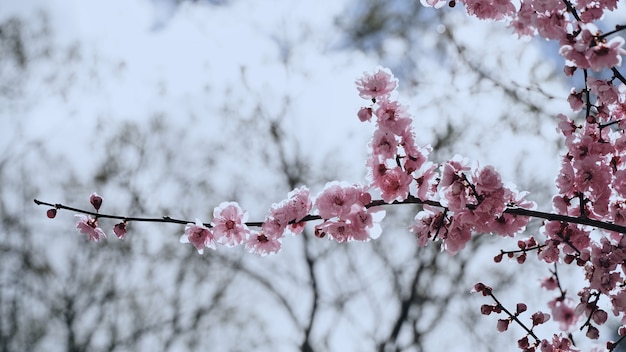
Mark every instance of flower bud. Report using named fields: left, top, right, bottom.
left=47, top=208, right=57, bottom=218
left=90, top=193, right=103, bottom=211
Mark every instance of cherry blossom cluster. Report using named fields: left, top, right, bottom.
left=414, top=0, right=626, bottom=348
left=355, top=67, right=537, bottom=255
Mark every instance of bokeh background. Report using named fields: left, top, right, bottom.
left=1, top=0, right=624, bottom=351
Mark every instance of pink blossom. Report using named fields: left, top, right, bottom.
left=315, top=182, right=361, bottom=219
left=474, top=166, right=503, bottom=194
left=374, top=99, right=413, bottom=136
left=315, top=219, right=356, bottom=242
left=439, top=156, right=472, bottom=211
left=400, top=133, right=429, bottom=174
left=529, top=0, right=566, bottom=13
left=350, top=206, right=385, bottom=240
left=538, top=240, right=560, bottom=263
left=376, top=166, right=413, bottom=203
left=212, top=202, right=249, bottom=247
left=531, top=311, right=551, bottom=326
left=534, top=12, right=568, bottom=41
left=409, top=209, right=448, bottom=247
left=567, top=89, right=584, bottom=112
left=580, top=6, right=603, bottom=23
left=442, top=211, right=472, bottom=255
left=540, top=276, right=559, bottom=290
left=75, top=214, right=106, bottom=242
left=245, top=231, right=282, bottom=256
left=539, top=335, right=578, bottom=352
left=586, top=36, right=626, bottom=72
left=509, top=1, right=536, bottom=38
left=556, top=114, right=577, bottom=137
left=612, top=290, right=626, bottom=316
left=285, top=186, right=313, bottom=224
left=463, top=0, right=515, bottom=20
left=548, top=298, right=578, bottom=331
left=559, top=27, right=596, bottom=69
left=355, top=67, right=398, bottom=100
left=415, top=162, right=439, bottom=201
left=588, top=77, right=620, bottom=106
left=180, top=219, right=215, bottom=254
left=263, top=186, right=313, bottom=237
left=371, top=129, right=398, bottom=160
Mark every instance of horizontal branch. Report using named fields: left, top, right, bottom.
left=34, top=195, right=626, bottom=234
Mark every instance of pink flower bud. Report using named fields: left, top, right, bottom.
left=586, top=325, right=600, bottom=340
left=357, top=107, right=373, bottom=122
left=47, top=208, right=57, bottom=218
left=90, top=193, right=103, bottom=211
left=518, top=336, right=529, bottom=349
left=592, top=310, right=608, bottom=325
left=496, top=319, right=509, bottom=332
left=114, top=222, right=127, bottom=239
left=471, top=282, right=492, bottom=296
left=531, top=311, right=550, bottom=326
left=480, top=304, right=493, bottom=315
left=516, top=303, right=527, bottom=314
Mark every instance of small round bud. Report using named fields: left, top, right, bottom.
left=47, top=208, right=57, bottom=218
left=90, top=193, right=103, bottom=211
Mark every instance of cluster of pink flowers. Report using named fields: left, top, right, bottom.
left=415, top=0, right=626, bottom=348
left=180, top=187, right=314, bottom=256
left=40, top=0, right=626, bottom=347
left=313, top=182, right=385, bottom=242
left=74, top=193, right=118, bottom=242
left=356, top=68, right=535, bottom=255
left=421, top=0, right=626, bottom=76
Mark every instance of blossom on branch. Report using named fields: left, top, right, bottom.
left=355, top=67, right=398, bottom=100
left=180, top=219, right=215, bottom=254
left=245, top=231, right=281, bottom=256
left=75, top=214, right=106, bottom=242
left=212, top=202, right=249, bottom=247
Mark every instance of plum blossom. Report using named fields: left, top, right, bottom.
left=75, top=214, right=106, bottom=242
left=374, top=99, right=413, bottom=135
left=245, top=231, right=282, bottom=256
left=180, top=219, right=215, bottom=254
left=439, top=156, right=473, bottom=211
left=376, top=166, right=413, bottom=203
left=315, top=182, right=361, bottom=219
left=588, top=77, right=620, bottom=106
left=409, top=208, right=448, bottom=247
left=414, top=162, right=439, bottom=201
left=355, top=67, right=398, bottom=100
left=263, top=186, right=313, bottom=237
left=370, top=129, right=398, bottom=160
left=586, top=36, right=626, bottom=72
left=314, top=207, right=385, bottom=242
left=442, top=211, right=473, bottom=255
left=548, top=298, right=578, bottom=331
left=212, top=202, right=249, bottom=247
